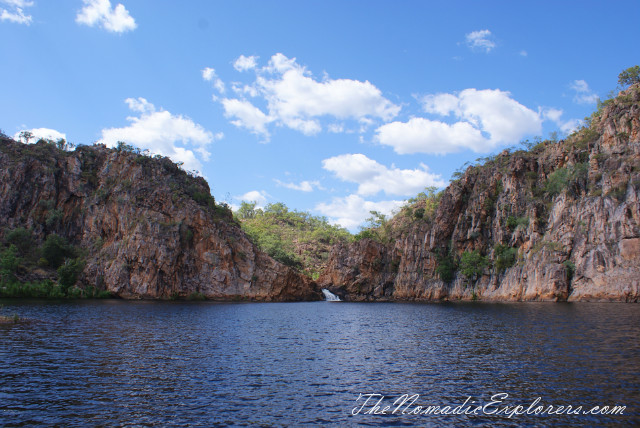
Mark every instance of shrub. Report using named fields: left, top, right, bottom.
left=563, top=260, right=576, bottom=283
left=618, top=65, right=640, bottom=88
left=57, top=258, right=86, bottom=291
left=435, top=251, right=456, bottom=283
left=544, top=168, right=569, bottom=196
left=507, top=216, right=529, bottom=231
left=0, top=245, right=19, bottom=284
left=42, top=234, right=76, bottom=268
left=459, top=250, right=488, bottom=282
left=494, top=244, right=517, bottom=273
left=4, top=227, right=34, bottom=257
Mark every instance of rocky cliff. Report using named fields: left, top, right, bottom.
left=319, top=85, right=640, bottom=302
left=0, top=139, right=321, bottom=301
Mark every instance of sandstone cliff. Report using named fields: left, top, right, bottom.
left=319, top=85, right=640, bottom=302
left=0, top=139, right=321, bottom=301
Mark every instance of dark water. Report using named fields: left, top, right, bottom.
left=1, top=300, right=638, bottom=427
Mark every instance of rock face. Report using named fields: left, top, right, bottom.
left=0, top=139, right=321, bottom=301
left=319, top=85, right=640, bottom=302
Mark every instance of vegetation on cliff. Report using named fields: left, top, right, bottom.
left=0, top=135, right=319, bottom=300
left=235, top=201, right=350, bottom=279
left=319, top=70, right=640, bottom=302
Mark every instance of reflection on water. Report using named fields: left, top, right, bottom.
left=1, top=300, right=638, bottom=426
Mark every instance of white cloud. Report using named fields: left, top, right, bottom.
left=13, top=127, right=66, bottom=143
left=76, top=0, right=136, bottom=33
left=274, top=179, right=320, bottom=192
left=221, top=98, right=272, bottom=140
left=1, top=0, right=33, bottom=25
left=315, top=195, right=404, bottom=230
left=519, top=50, right=528, bottom=57
left=237, top=190, right=268, bottom=208
left=98, top=98, right=217, bottom=173
left=541, top=107, right=582, bottom=135
left=377, top=88, right=542, bottom=155
left=233, top=55, right=258, bottom=72
left=202, top=67, right=225, bottom=93
left=322, top=153, right=446, bottom=196
left=570, top=79, right=598, bottom=104
left=215, top=53, right=400, bottom=138
left=465, top=29, right=495, bottom=53
left=376, top=118, right=487, bottom=155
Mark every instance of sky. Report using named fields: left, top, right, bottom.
left=1, top=0, right=639, bottom=230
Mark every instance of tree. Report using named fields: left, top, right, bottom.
left=57, top=258, right=86, bottom=291
left=237, top=201, right=258, bottom=219
left=42, top=234, right=75, bottom=269
left=618, top=65, right=640, bottom=88
left=19, top=130, right=34, bottom=144
left=459, top=250, right=488, bottom=284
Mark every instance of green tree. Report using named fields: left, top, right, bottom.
left=0, top=245, right=19, bottom=284
left=57, top=258, right=86, bottom=291
left=435, top=251, right=456, bottom=283
left=19, top=130, right=34, bottom=144
left=237, top=201, right=258, bottom=219
left=494, top=244, right=517, bottom=273
left=459, top=250, right=488, bottom=284
left=618, top=65, right=640, bottom=88
left=4, top=227, right=34, bottom=257
left=42, top=234, right=75, bottom=268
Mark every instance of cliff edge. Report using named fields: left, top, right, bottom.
left=319, top=85, right=640, bottom=302
left=0, top=139, right=321, bottom=301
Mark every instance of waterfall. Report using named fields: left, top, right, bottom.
left=322, top=289, right=341, bottom=302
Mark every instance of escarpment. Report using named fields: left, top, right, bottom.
left=319, top=85, right=640, bottom=302
left=0, top=138, right=320, bottom=301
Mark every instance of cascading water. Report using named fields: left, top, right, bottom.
left=321, top=289, right=341, bottom=302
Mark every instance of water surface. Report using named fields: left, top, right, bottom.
left=1, top=300, right=638, bottom=426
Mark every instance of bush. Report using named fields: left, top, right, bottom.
left=0, top=245, right=19, bottom=284
left=42, top=234, right=76, bottom=268
left=57, top=258, right=86, bottom=291
left=563, top=260, right=576, bottom=283
left=494, top=244, right=517, bottom=273
left=618, top=65, right=640, bottom=88
left=435, top=251, right=456, bottom=283
left=507, top=216, right=529, bottom=231
left=459, top=250, right=488, bottom=282
left=544, top=168, right=569, bottom=196
left=4, top=227, right=34, bottom=257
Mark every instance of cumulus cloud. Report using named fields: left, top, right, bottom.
left=13, top=127, right=66, bottom=143
left=322, top=153, right=446, bottom=196
left=98, top=98, right=218, bottom=173
left=221, top=98, right=272, bottom=140
left=233, top=55, right=258, bottom=71
left=315, top=195, right=404, bottom=230
left=201, top=67, right=225, bottom=93
left=376, top=88, right=542, bottom=154
left=215, top=53, right=400, bottom=138
left=570, top=79, right=599, bottom=104
left=1, top=0, right=33, bottom=25
left=76, top=0, right=136, bottom=33
left=274, top=179, right=320, bottom=192
left=465, top=29, right=495, bottom=53
left=376, top=118, right=487, bottom=155
left=541, top=107, right=582, bottom=135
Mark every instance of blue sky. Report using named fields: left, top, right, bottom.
left=2, top=1, right=638, bottom=230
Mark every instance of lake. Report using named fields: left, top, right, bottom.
left=1, top=300, right=638, bottom=427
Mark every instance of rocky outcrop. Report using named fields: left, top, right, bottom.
left=0, top=139, right=321, bottom=301
left=319, top=85, right=640, bottom=302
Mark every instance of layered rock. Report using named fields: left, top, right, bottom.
left=319, top=85, right=640, bottom=302
left=0, top=139, right=321, bottom=301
